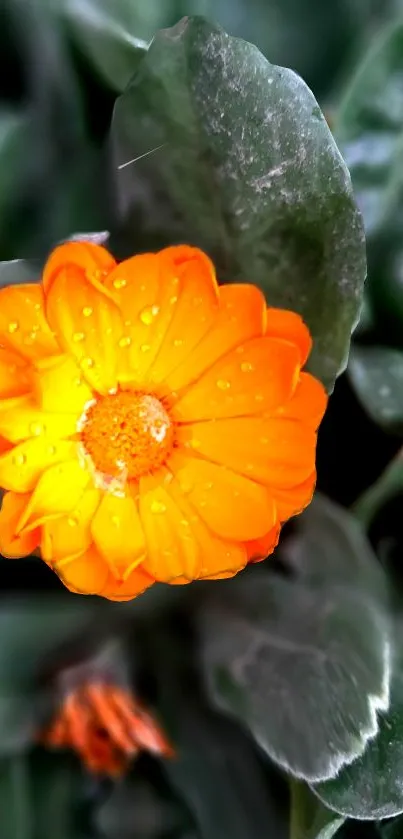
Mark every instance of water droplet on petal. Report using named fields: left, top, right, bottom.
left=241, top=361, right=254, bottom=372
left=48, top=445, right=57, bottom=455
left=31, top=325, right=40, bottom=333
left=113, top=277, right=127, bottom=289
left=140, top=344, right=151, bottom=353
left=12, top=452, right=26, bottom=466
left=140, top=305, right=159, bottom=325
left=170, top=295, right=178, bottom=305
left=67, top=516, right=78, bottom=527
left=217, top=379, right=231, bottom=390
left=111, top=515, right=120, bottom=526
left=204, top=481, right=213, bottom=490
left=8, top=322, right=19, bottom=333
left=34, top=303, right=41, bottom=312
left=82, top=307, right=93, bottom=317
left=151, top=499, right=166, bottom=513
left=73, top=332, right=85, bottom=342
left=29, top=422, right=43, bottom=436
left=119, top=336, right=131, bottom=348
left=73, top=377, right=83, bottom=387
left=190, top=438, right=201, bottom=449
left=173, top=338, right=183, bottom=347
left=82, top=357, right=94, bottom=369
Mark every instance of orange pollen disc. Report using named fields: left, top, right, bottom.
left=80, top=391, right=174, bottom=480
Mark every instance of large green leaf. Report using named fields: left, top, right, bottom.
left=199, top=497, right=390, bottom=782
left=312, top=644, right=403, bottom=820
left=289, top=780, right=345, bottom=839
left=111, top=16, right=366, bottom=391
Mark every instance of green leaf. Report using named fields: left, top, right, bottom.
left=111, top=15, right=366, bottom=391
left=311, top=644, right=403, bottom=820
left=352, top=450, right=403, bottom=529
left=0, top=750, right=86, bottom=839
left=96, top=773, right=188, bottom=839
left=199, top=496, right=390, bottom=782
left=0, top=259, right=40, bottom=287
left=59, top=0, right=149, bottom=92
left=348, top=345, right=403, bottom=432
left=289, top=780, right=345, bottom=839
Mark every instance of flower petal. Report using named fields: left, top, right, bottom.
left=0, top=437, right=77, bottom=492
left=279, top=372, right=327, bottom=428
left=168, top=451, right=276, bottom=541
left=100, top=565, right=154, bottom=601
left=0, top=492, right=40, bottom=557
left=54, top=545, right=109, bottom=595
left=265, top=308, right=312, bottom=365
left=173, top=336, right=300, bottom=421
left=139, top=470, right=246, bottom=583
left=32, top=354, right=93, bottom=414
left=0, top=349, right=31, bottom=398
left=177, top=416, right=317, bottom=488
left=45, top=266, right=123, bottom=394
left=91, top=491, right=146, bottom=577
left=246, top=522, right=281, bottom=562
left=43, top=241, right=116, bottom=294
left=41, top=488, right=101, bottom=562
left=166, top=284, right=266, bottom=392
left=0, top=397, right=79, bottom=442
left=0, top=284, right=59, bottom=360
left=146, top=247, right=219, bottom=384
left=273, top=472, right=316, bottom=521
left=16, top=459, right=90, bottom=533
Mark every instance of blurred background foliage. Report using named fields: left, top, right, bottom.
left=2, top=1, right=403, bottom=838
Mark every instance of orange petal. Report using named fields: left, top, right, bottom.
left=0, top=437, right=77, bottom=492
left=177, top=416, right=317, bottom=488
left=173, top=336, right=299, bottom=421
left=16, top=459, right=90, bottom=533
left=273, top=471, right=316, bottom=521
left=0, top=284, right=59, bottom=360
left=168, top=451, right=276, bottom=541
left=0, top=397, right=79, bottom=442
left=139, top=471, right=202, bottom=581
left=166, top=284, right=266, bottom=391
left=0, top=349, right=31, bottom=398
left=100, top=564, right=154, bottom=601
left=246, top=522, right=281, bottom=562
left=41, top=488, right=101, bottom=562
left=32, top=354, right=93, bottom=414
left=146, top=247, right=219, bottom=384
left=91, top=491, right=146, bottom=577
left=0, top=492, right=40, bottom=557
left=45, top=265, right=123, bottom=394
left=42, top=240, right=116, bottom=294
left=265, top=308, right=312, bottom=366
left=54, top=545, right=109, bottom=595
left=279, top=372, right=327, bottom=428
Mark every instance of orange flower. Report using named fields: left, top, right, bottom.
left=0, top=242, right=326, bottom=598
left=42, top=680, right=172, bottom=776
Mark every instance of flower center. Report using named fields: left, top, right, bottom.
left=80, top=391, right=174, bottom=483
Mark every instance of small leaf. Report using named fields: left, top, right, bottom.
left=60, top=0, right=148, bottom=91
left=348, top=345, right=403, bottom=432
left=352, top=450, right=403, bottom=529
left=199, top=497, right=390, bottom=782
left=111, top=15, right=366, bottom=391
left=312, top=644, right=403, bottom=819
left=289, top=780, right=345, bottom=839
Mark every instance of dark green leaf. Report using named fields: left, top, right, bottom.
left=0, top=749, right=87, bottom=839
left=348, top=345, right=403, bottom=431
left=111, top=15, right=366, bottom=391
left=0, top=259, right=40, bottom=287
left=96, top=773, right=186, bottom=839
left=60, top=0, right=149, bottom=92
left=312, top=645, right=403, bottom=819
left=381, top=815, right=403, bottom=838
left=289, top=780, right=345, bottom=839
left=199, top=497, right=390, bottom=782
left=352, top=451, right=403, bottom=530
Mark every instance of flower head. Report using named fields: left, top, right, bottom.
left=0, top=242, right=326, bottom=598
left=42, top=679, right=172, bottom=776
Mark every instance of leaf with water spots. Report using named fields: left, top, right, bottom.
left=110, top=15, right=366, bottom=392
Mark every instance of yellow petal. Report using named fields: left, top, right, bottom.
left=0, top=284, right=59, bottom=360
left=0, top=397, right=79, bottom=442
left=42, top=488, right=101, bottom=562
left=0, top=437, right=77, bottom=492
left=16, top=459, right=90, bottom=532
left=0, top=492, right=40, bottom=557
left=91, top=491, right=146, bottom=576
left=32, top=354, right=93, bottom=413
left=54, top=545, right=109, bottom=595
